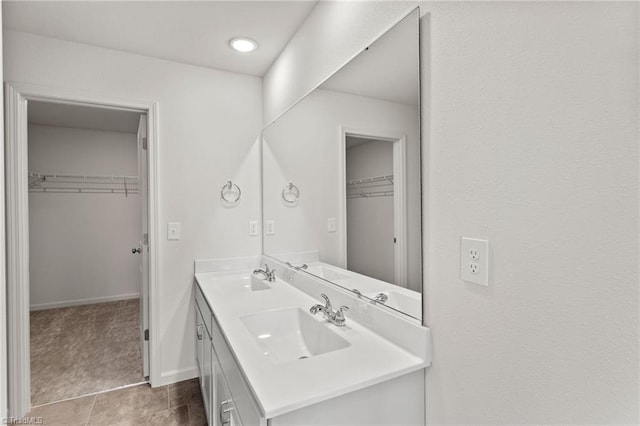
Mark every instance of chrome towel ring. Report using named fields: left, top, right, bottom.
left=221, top=181, right=241, bottom=206
left=282, top=182, right=300, bottom=205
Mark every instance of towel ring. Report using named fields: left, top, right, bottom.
left=282, top=182, right=300, bottom=204
left=221, top=181, right=241, bottom=206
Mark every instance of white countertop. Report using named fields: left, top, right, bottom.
left=195, top=270, right=429, bottom=419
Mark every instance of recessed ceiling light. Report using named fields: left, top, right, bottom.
left=229, top=37, right=258, bottom=53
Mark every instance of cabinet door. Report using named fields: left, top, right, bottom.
left=196, top=304, right=213, bottom=424
left=195, top=306, right=204, bottom=374
left=213, top=350, right=243, bottom=426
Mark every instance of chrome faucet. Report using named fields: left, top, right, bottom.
left=310, top=294, right=349, bottom=327
left=285, top=262, right=308, bottom=271
left=373, top=293, right=388, bottom=304
left=253, top=264, right=276, bottom=282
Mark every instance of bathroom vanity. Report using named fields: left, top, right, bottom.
left=194, top=259, right=430, bottom=426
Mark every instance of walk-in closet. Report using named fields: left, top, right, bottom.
left=27, top=101, right=147, bottom=405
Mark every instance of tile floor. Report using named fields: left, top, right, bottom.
left=25, top=379, right=206, bottom=426
left=30, top=299, right=145, bottom=405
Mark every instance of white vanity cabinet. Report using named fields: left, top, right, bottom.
left=194, top=277, right=427, bottom=426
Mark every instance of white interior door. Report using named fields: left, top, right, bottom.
left=137, top=114, right=150, bottom=378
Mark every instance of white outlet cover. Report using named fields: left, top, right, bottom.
left=327, top=218, right=336, bottom=233
left=461, top=237, right=489, bottom=286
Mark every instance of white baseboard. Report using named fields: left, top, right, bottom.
left=155, top=366, right=198, bottom=388
left=30, top=293, right=140, bottom=311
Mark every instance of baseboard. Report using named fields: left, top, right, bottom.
left=155, top=366, right=198, bottom=387
left=30, top=293, right=140, bottom=311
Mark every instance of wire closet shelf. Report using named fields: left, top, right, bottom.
left=28, top=172, right=140, bottom=196
left=346, top=174, right=394, bottom=199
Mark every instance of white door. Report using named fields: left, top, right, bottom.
left=137, top=114, right=150, bottom=378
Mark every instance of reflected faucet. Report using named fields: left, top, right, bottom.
left=373, top=293, right=388, bottom=304
left=253, top=264, right=276, bottom=282
left=310, top=294, right=349, bottom=327
left=285, top=262, right=308, bottom=271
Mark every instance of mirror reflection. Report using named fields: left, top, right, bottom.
left=262, top=9, right=422, bottom=320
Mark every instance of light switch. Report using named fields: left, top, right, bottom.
left=327, top=218, right=336, bottom=233
left=461, top=237, right=489, bottom=286
left=167, top=222, right=181, bottom=240
left=265, top=220, right=275, bottom=236
left=249, top=221, right=258, bottom=236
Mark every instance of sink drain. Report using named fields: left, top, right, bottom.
left=298, top=356, right=309, bottom=360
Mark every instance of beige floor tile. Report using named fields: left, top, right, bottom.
left=87, top=384, right=168, bottom=425
left=188, top=400, right=208, bottom=426
left=31, top=300, right=143, bottom=405
left=168, top=378, right=202, bottom=408
left=26, top=395, right=95, bottom=426
left=109, top=405, right=190, bottom=426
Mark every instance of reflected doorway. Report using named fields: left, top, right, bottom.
left=343, top=131, right=408, bottom=287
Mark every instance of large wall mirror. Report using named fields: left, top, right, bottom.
left=262, top=8, right=422, bottom=321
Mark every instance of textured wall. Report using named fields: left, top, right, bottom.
left=263, top=1, right=639, bottom=423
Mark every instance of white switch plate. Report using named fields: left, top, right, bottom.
left=265, top=220, right=275, bottom=236
left=461, top=237, right=489, bottom=286
left=167, top=222, right=181, bottom=240
left=327, top=218, right=336, bottom=233
left=248, top=221, right=258, bottom=236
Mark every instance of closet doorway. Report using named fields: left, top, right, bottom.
left=27, top=101, right=148, bottom=405
left=5, top=83, right=158, bottom=418
left=341, top=130, right=408, bottom=287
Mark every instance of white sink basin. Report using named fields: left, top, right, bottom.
left=240, top=308, right=350, bottom=364
left=211, top=273, right=271, bottom=294
left=366, top=291, right=421, bottom=318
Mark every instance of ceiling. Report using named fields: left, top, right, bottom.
left=3, top=1, right=317, bottom=77
left=29, top=101, right=142, bottom=134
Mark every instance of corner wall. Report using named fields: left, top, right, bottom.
left=263, top=2, right=640, bottom=423
left=4, top=30, right=263, bottom=385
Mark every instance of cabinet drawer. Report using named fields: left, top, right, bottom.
left=194, top=283, right=213, bottom=336
left=210, top=314, right=264, bottom=426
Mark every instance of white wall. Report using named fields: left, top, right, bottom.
left=263, top=2, right=639, bottom=424
left=4, top=30, right=263, bottom=385
left=28, top=124, right=140, bottom=309
left=346, top=140, right=395, bottom=284
left=263, top=88, right=421, bottom=289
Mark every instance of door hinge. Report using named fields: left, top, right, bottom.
left=143, top=233, right=149, bottom=245
left=144, top=329, right=149, bottom=341
left=142, top=137, right=148, bottom=150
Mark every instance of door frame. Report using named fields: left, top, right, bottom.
left=338, top=126, right=408, bottom=287
left=5, top=82, right=160, bottom=417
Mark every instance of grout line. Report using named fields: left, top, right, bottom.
left=84, top=394, right=97, bottom=426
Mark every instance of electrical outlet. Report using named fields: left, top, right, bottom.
left=461, top=237, right=489, bottom=286
left=470, top=248, right=480, bottom=260
left=327, top=218, right=336, bottom=233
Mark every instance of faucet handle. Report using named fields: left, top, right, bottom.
left=335, top=306, right=349, bottom=325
